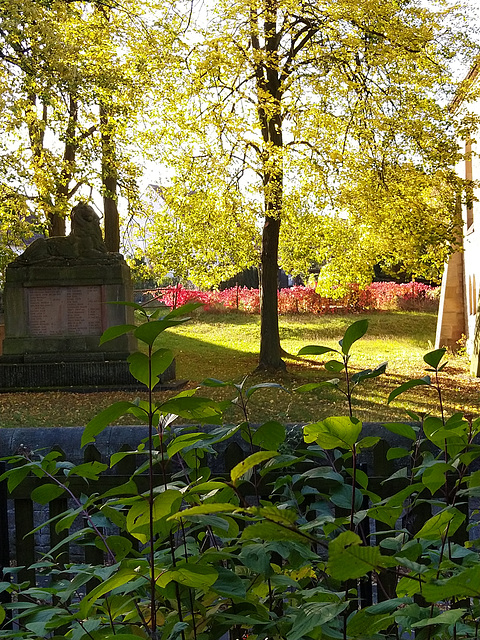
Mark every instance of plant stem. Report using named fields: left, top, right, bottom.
left=435, top=369, right=445, bottom=425
left=147, top=342, right=157, bottom=637
left=344, top=356, right=352, bottom=418
left=349, top=443, right=357, bottom=532
left=24, top=454, right=116, bottom=564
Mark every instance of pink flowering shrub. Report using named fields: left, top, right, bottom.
left=144, top=281, right=439, bottom=314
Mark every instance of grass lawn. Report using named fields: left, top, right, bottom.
left=1, top=310, right=479, bottom=428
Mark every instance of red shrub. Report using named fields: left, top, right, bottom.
left=143, top=282, right=439, bottom=315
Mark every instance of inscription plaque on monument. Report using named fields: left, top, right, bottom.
left=28, top=286, right=103, bottom=337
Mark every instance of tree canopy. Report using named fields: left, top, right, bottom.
left=135, top=0, right=477, bottom=367
left=0, top=0, right=478, bottom=369
left=0, top=0, right=182, bottom=272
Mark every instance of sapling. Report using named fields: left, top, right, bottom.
left=296, top=318, right=387, bottom=418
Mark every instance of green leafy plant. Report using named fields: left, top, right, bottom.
left=2, top=316, right=480, bottom=640
left=296, top=318, right=387, bottom=416
left=388, top=347, right=448, bottom=423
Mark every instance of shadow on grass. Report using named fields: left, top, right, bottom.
left=161, top=331, right=258, bottom=382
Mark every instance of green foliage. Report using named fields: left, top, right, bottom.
left=297, top=319, right=387, bottom=417
left=3, top=313, right=480, bottom=640
left=139, top=0, right=476, bottom=295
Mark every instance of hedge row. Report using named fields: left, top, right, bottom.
left=144, top=281, right=439, bottom=314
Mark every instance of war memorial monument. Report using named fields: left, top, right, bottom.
left=0, top=203, right=174, bottom=389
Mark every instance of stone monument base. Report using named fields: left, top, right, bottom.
left=0, top=358, right=176, bottom=391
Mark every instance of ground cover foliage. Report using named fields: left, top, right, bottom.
left=2, top=306, right=480, bottom=639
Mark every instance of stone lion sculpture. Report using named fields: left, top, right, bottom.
left=13, top=203, right=121, bottom=265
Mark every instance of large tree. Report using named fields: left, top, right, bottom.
left=0, top=0, right=181, bottom=267
left=143, top=0, right=474, bottom=370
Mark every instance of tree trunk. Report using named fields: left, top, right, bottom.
left=25, top=93, right=66, bottom=236
left=258, top=215, right=285, bottom=370
left=100, top=102, right=120, bottom=252
left=254, top=0, right=286, bottom=370
left=50, top=94, right=78, bottom=237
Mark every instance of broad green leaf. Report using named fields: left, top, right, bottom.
left=387, top=447, right=410, bottom=460
left=294, top=380, right=340, bottom=393
left=127, top=349, right=174, bottom=387
left=246, top=382, right=286, bottom=398
left=252, top=421, right=286, bottom=450
left=351, top=361, right=388, bottom=385
left=99, top=324, right=136, bottom=345
left=230, top=451, right=279, bottom=486
left=5, top=465, right=30, bottom=493
left=297, top=344, right=338, bottom=356
left=330, top=484, right=363, bottom=510
left=422, top=565, right=480, bottom=601
left=299, top=467, right=344, bottom=483
left=327, top=531, right=392, bottom=580
left=468, top=469, right=480, bottom=488
left=163, top=302, right=203, bottom=318
left=212, top=566, right=246, bottom=598
left=126, top=490, right=182, bottom=543
left=368, top=504, right=403, bottom=528
left=387, top=377, right=431, bottom=404
left=96, top=535, right=132, bottom=561
left=304, top=416, right=362, bottom=450
left=383, top=422, right=417, bottom=441
left=347, top=608, right=394, bottom=637
left=396, top=576, right=425, bottom=598
left=249, top=505, right=297, bottom=525
left=325, top=359, right=345, bottom=372
left=411, top=609, right=465, bottom=628
left=170, top=563, right=218, bottom=588
left=288, top=602, right=350, bottom=640
left=421, top=462, right=453, bottom=494
left=260, top=454, right=300, bottom=475
left=168, top=503, right=239, bottom=520
left=340, top=319, right=369, bottom=355
left=79, top=567, right=145, bottom=617
left=159, top=396, right=223, bottom=422
left=201, top=378, right=232, bottom=387
left=31, top=484, right=65, bottom=504
left=356, top=436, right=380, bottom=452
left=423, top=348, right=446, bottom=369
left=239, top=544, right=272, bottom=575
left=82, top=402, right=135, bottom=446
left=415, top=508, right=465, bottom=540
left=185, top=481, right=229, bottom=494
left=167, top=432, right=205, bottom=458
left=422, top=416, right=443, bottom=440
left=134, top=318, right=189, bottom=346
left=241, top=521, right=310, bottom=545
left=67, top=461, right=108, bottom=480
left=366, top=598, right=412, bottom=616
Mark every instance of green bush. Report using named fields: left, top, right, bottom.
left=1, top=308, right=479, bottom=640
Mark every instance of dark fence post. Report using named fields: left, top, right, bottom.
left=83, top=445, right=104, bottom=591
left=0, top=461, right=11, bottom=623
left=373, top=439, right=398, bottom=601
left=14, top=497, right=35, bottom=586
